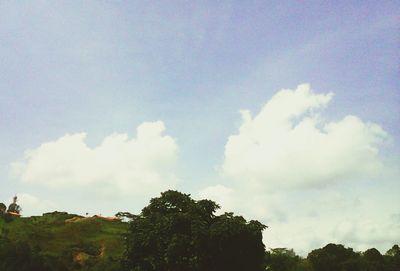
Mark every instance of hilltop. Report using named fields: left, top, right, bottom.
left=0, top=211, right=128, bottom=271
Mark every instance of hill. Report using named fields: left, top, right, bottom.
left=0, top=212, right=128, bottom=271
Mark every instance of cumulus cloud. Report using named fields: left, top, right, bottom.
left=199, top=84, right=396, bottom=255
left=264, top=216, right=397, bottom=256
left=12, top=121, right=178, bottom=198
left=222, top=83, right=388, bottom=191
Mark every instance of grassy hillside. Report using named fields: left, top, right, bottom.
left=0, top=212, right=128, bottom=270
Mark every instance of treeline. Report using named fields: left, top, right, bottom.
left=122, top=190, right=399, bottom=271
left=1, top=236, right=398, bottom=271
left=265, top=244, right=400, bottom=271
left=1, top=190, right=399, bottom=271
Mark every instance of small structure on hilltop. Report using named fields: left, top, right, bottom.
left=6, top=195, right=22, bottom=216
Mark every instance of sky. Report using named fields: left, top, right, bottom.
left=0, top=1, right=399, bottom=255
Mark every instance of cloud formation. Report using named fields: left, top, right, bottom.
left=222, top=84, right=388, bottom=191
left=12, top=121, right=178, bottom=198
left=199, top=84, right=397, bottom=254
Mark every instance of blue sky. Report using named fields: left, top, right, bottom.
left=0, top=1, right=399, bottom=254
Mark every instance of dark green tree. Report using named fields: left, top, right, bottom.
left=386, top=245, right=400, bottom=257
left=0, top=238, right=51, bottom=271
left=265, top=248, right=301, bottom=271
left=362, top=248, right=385, bottom=271
left=124, top=190, right=267, bottom=271
left=307, top=243, right=358, bottom=271
left=0, top=203, right=6, bottom=215
left=385, top=245, right=400, bottom=271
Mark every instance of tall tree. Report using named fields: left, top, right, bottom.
left=124, top=190, right=267, bottom=271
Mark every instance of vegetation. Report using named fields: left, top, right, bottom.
left=0, top=202, right=6, bottom=214
left=264, top=244, right=400, bottom=271
left=0, top=211, right=127, bottom=270
left=0, top=191, right=399, bottom=271
left=124, top=190, right=266, bottom=271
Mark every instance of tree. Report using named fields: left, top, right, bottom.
left=362, top=248, right=384, bottom=271
left=385, top=245, right=400, bottom=271
left=307, top=243, right=358, bottom=271
left=0, top=203, right=6, bottom=215
left=265, top=248, right=301, bottom=271
left=115, top=212, right=136, bottom=221
left=386, top=245, right=400, bottom=257
left=124, top=190, right=267, bottom=271
left=0, top=238, right=51, bottom=271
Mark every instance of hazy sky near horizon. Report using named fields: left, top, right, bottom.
left=1, top=1, right=399, bottom=255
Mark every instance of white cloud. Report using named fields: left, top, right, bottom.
left=199, top=84, right=397, bottom=255
left=11, top=121, right=178, bottom=198
left=264, top=190, right=400, bottom=255
left=333, top=215, right=400, bottom=251
left=222, top=83, right=388, bottom=191
left=197, top=184, right=234, bottom=214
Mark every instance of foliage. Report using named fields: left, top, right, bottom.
left=265, top=248, right=301, bottom=271
left=361, top=248, right=385, bottom=271
left=385, top=245, right=400, bottom=271
left=0, top=238, right=51, bottom=271
left=305, top=243, right=400, bottom=271
left=386, top=244, right=400, bottom=257
left=0, top=192, right=399, bottom=271
left=0, top=202, right=6, bottom=214
left=0, top=212, right=127, bottom=271
left=124, top=190, right=267, bottom=271
left=307, top=243, right=359, bottom=271
left=115, top=211, right=136, bottom=221
left=264, top=244, right=400, bottom=271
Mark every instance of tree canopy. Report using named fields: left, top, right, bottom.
left=265, top=248, right=301, bottom=271
left=124, top=190, right=267, bottom=271
left=307, top=243, right=359, bottom=271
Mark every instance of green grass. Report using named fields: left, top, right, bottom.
left=0, top=211, right=128, bottom=268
